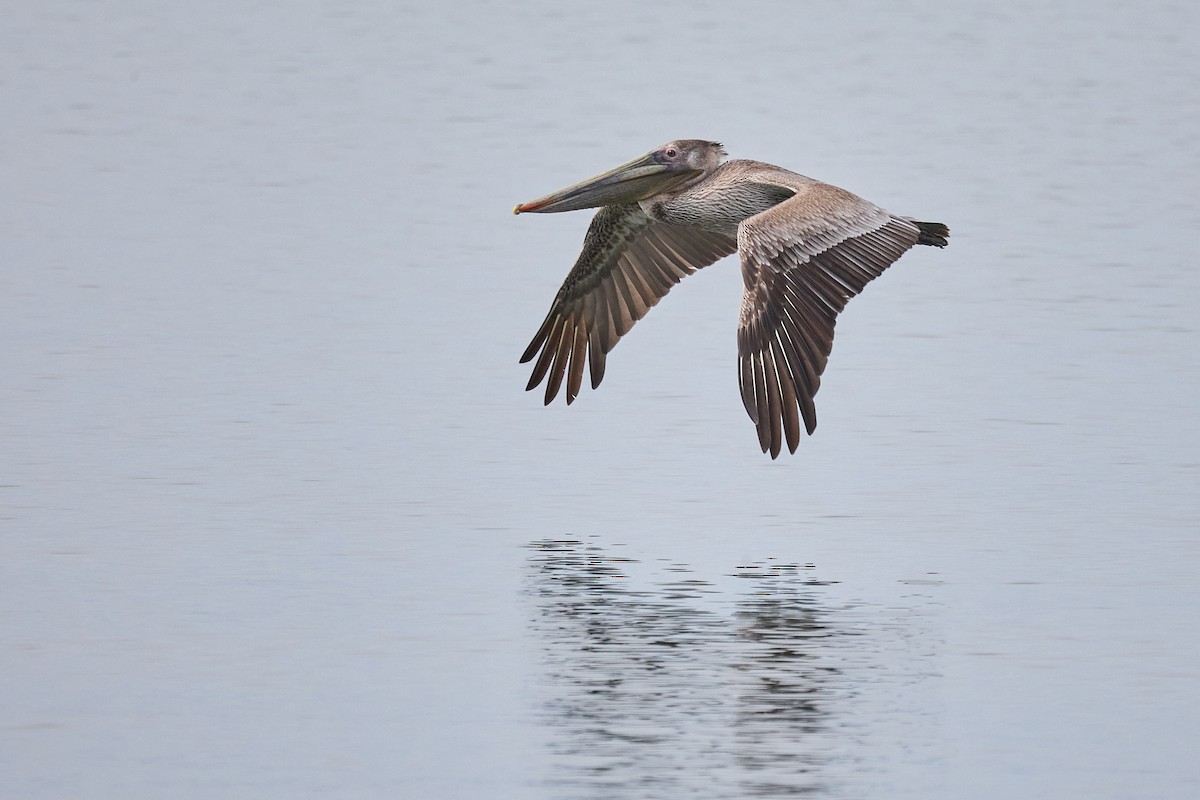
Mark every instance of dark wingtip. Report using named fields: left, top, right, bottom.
left=519, top=336, right=544, bottom=364
left=915, top=221, right=950, bottom=248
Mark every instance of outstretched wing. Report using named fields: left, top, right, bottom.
left=522, top=202, right=737, bottom=404
left=736, top=174, right=926, bottom=458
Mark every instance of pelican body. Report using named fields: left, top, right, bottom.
left=514, top=140, right=949, bottom=458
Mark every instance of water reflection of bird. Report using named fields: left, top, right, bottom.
left=525, top=540, right=844, bottom=797
left=514, top=140, right=950, bottom=457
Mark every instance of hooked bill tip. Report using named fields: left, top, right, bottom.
left=513, top=200, right=545, bottom=214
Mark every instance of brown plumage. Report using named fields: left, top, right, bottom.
left=514, top=140, right=949, bottom=458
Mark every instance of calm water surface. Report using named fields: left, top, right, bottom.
left=3, top=1, right=1198, bottom=798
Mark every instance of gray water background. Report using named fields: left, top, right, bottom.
left=3, top=1, right=1198, bottom=797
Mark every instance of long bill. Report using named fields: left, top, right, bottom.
left=513, top=152, right=700, bottom=214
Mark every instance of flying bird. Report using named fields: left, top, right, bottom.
left=514, top=140, right=949, bottom=458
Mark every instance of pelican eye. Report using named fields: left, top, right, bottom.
left=664, top=147, right=678, bottom=158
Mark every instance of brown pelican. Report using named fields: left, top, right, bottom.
left=514, top=140, right=949, bottom=458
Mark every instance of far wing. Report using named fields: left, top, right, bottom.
left=522, top=202, right=737, bottom=404
left=736, top=175, right=924, bottom=457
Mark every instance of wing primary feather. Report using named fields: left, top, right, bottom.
left=588, top=326, right=607, bottom=389
left=772, top=311, right=819, bottom=433
left=752, top=352, right=771, bottom=454
left=773, top=335, right=803, bottom=452
left=590, top=281, right=615, bottom=354
left=762, top=346, right=783, bottom=458
left=566, top=320, right=587, bottom=403
left=739, top=351, right=759, bottom=423
left=542, top=319, right=572, bottom=405
left=520, top=311, right=554, bottom=364
left=774, top=299, right=821, bottom=397
left=526, top=314, right=566, bottom=391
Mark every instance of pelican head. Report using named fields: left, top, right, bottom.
left=514, top=140, right=726, bottom=214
